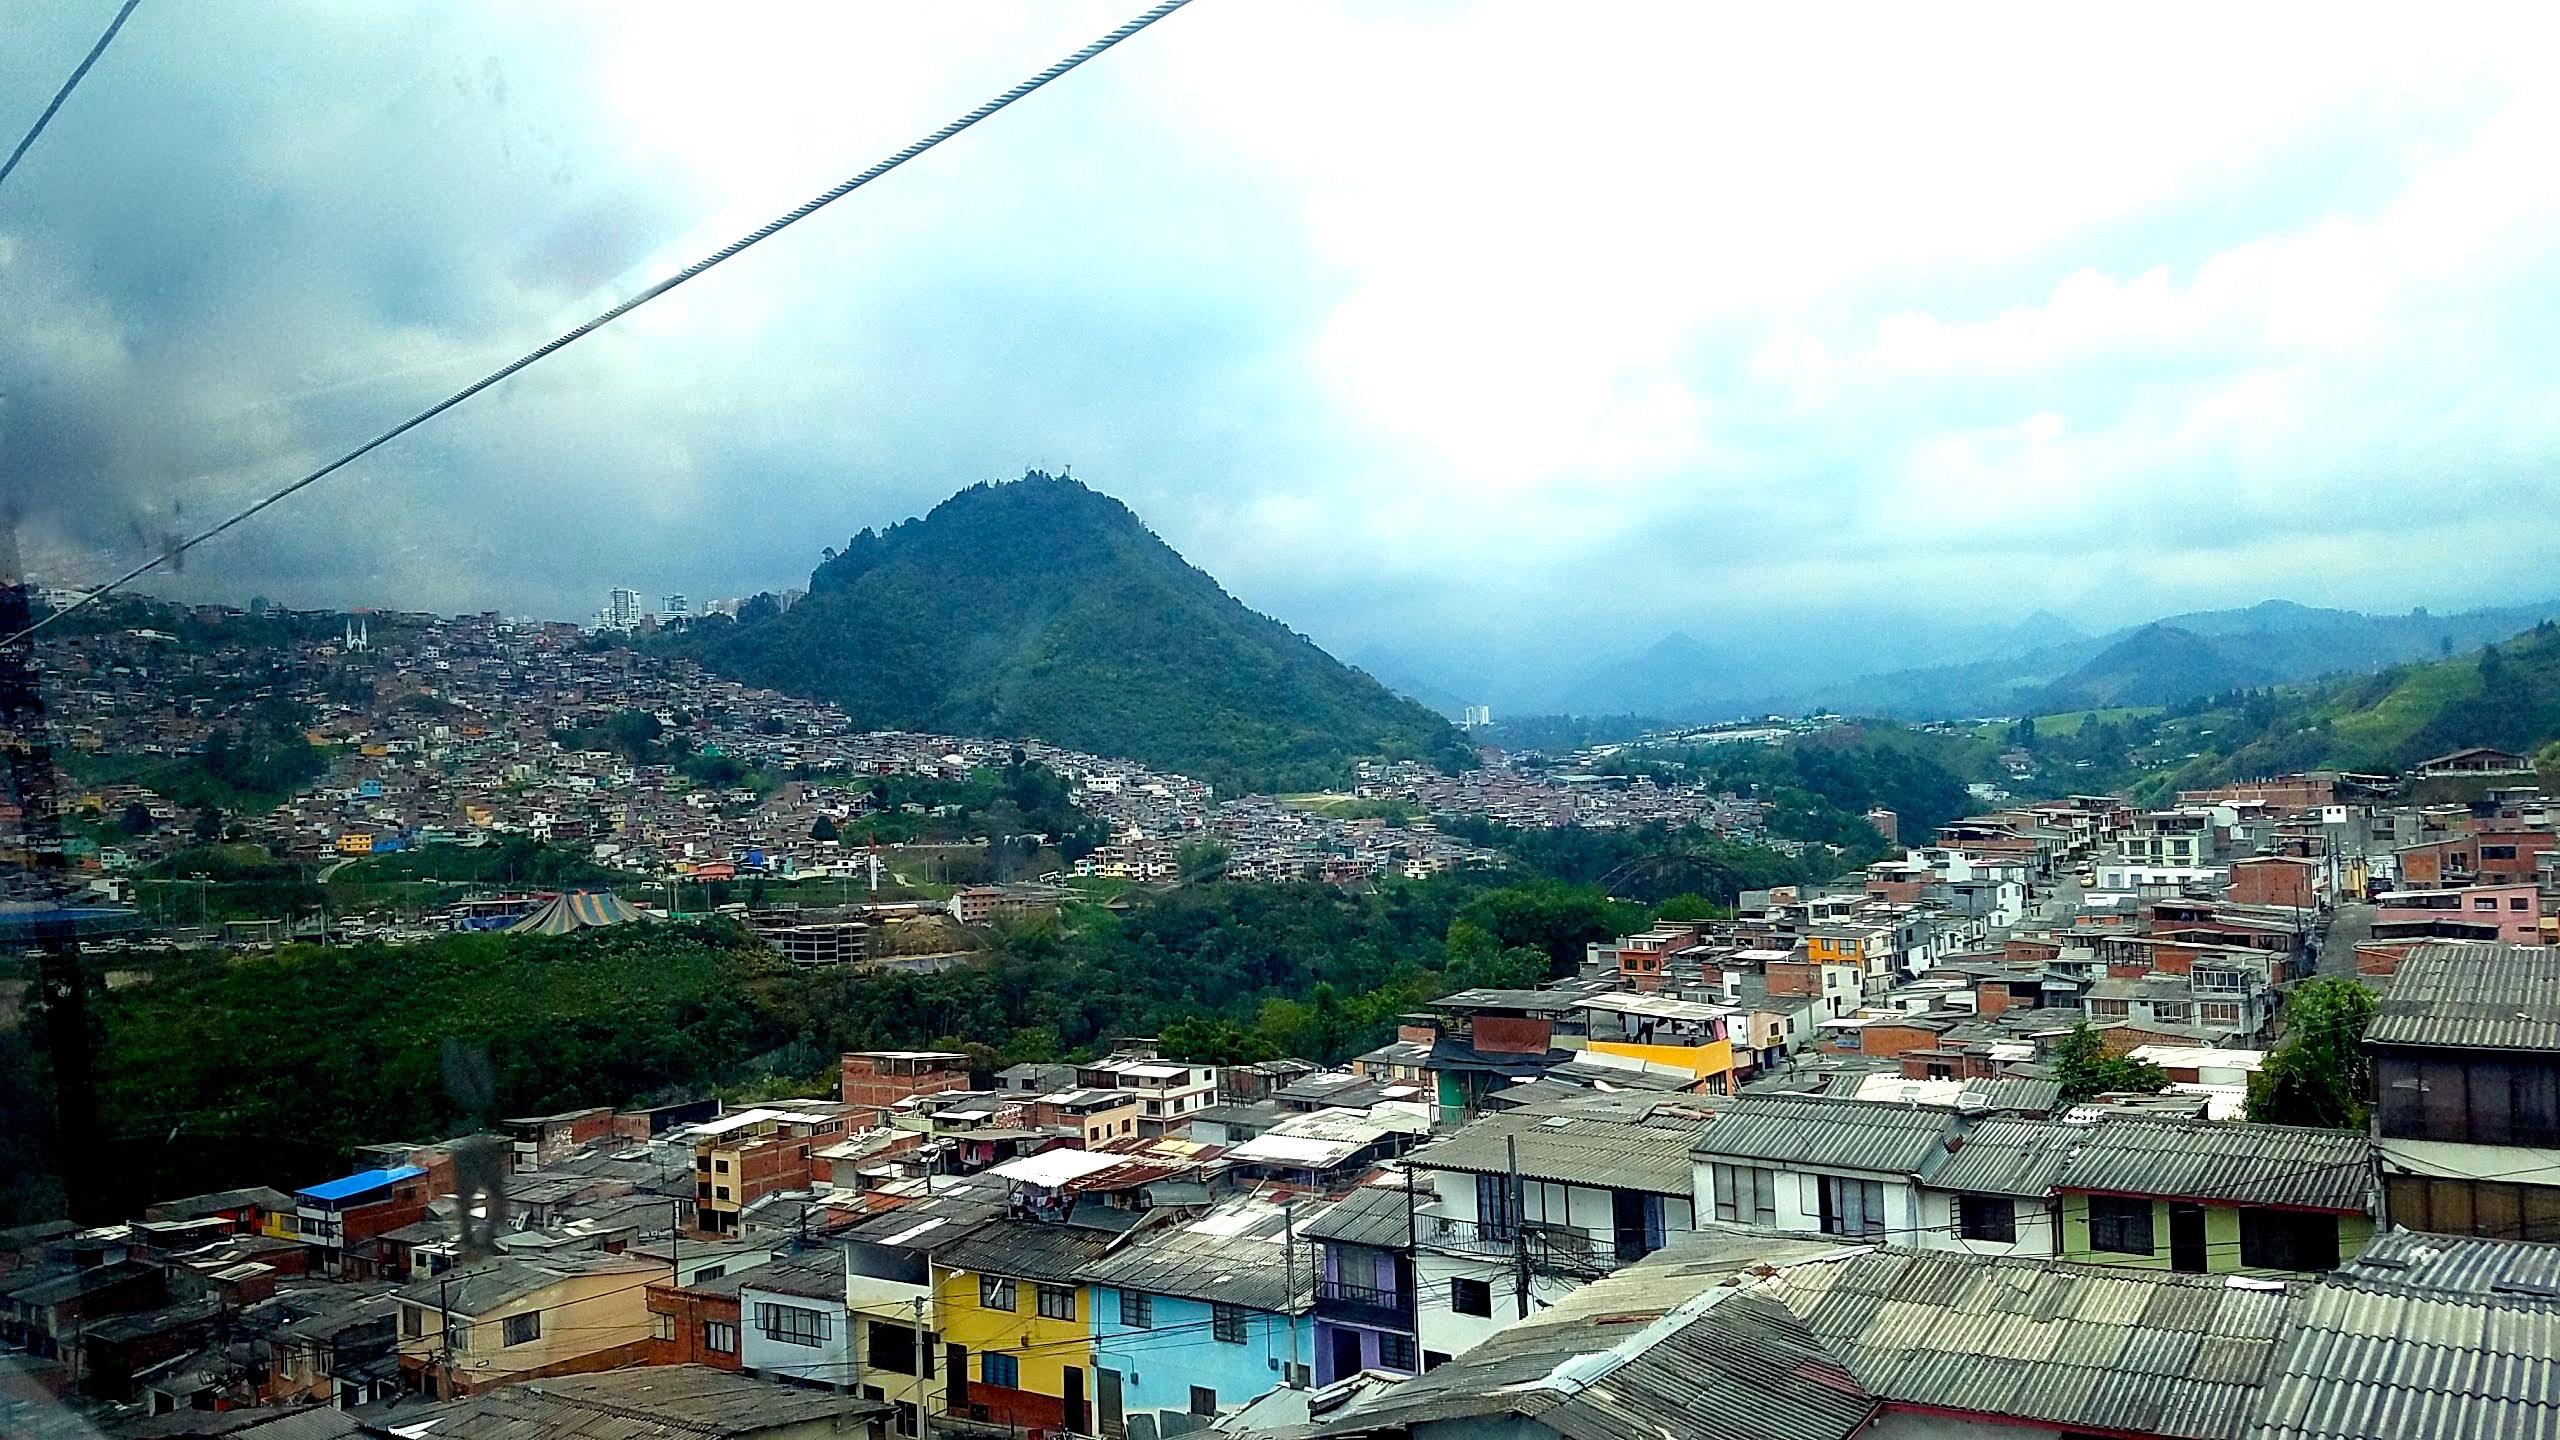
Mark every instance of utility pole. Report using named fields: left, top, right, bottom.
left=1507, top=1134, right=1528, bottom=1319
left=1283, top=1196, right=1301, bottom=1386
left=912, top=1293, right=932, bottom=1440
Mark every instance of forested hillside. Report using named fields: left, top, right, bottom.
left=57, top=848, right=1806, bottom=1208
left=673, top=474, right=1473, bottom=793
left=2144, top=621, right=2560, bottom=791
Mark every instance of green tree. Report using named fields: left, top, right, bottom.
left=192, top=804, right=225, bottom=846
left=1176, top=838, right=1231, bottom=883
left=119, top=802, right=154, bottom=836
left=604, top=708, right=665, bottom=762
left=1159, top=1015, right=1277, bottom=1065
left=810, top=814, right=840, bottom=843
left=2050, top=1022, right=2172, bottom=1104
left=1654, top=893, right=1734, bottom=922
left=2245, top=978, right=2379, bottom=1129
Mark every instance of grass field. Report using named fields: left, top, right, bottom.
left=1976, top=706, right=2161, bottom=741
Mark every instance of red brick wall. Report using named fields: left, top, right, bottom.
left=736, top=1135, right=814, bottom=1206
left=842, top=1056, right=972, bottom=1111
left=1856, top=1024, right=1938, bottom=1060
left=2006, top=939, right=2060, bottom=963
left=2229, top=860, right=2316, bottom=910
left=1976, top=985, right=2009, bottom=1019
left=2358, top=941, right=2418, bottom=976
left=1766, top=961, right=1818, bottom=997
left=645, top=1285, right=742, bottom=1370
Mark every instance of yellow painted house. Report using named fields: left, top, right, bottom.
left=1574, top=993, right=1737, bottom=1090
left=929, top=1219, right=1115, bottom=1435
left=2049, top=1118, right=2378, bottom=1279
left=394, top=1254, right=661, bottom=1398
left=335, top=833, right=375, bottom=855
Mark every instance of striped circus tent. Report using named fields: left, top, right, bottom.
left=506, top=890, right=646, bottom=934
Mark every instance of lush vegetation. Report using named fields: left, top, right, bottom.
left=815, top=750, right=1105, bottom=857
left=333, top=837, right=639, bottom=889
left=67, top=696, right=330, bottom=821
left=668, top=473, right=1476, bottom=793
left=1438, top=816, right=1821, bottom=897
left=2246, top=978, right=2377, bottom=1130
left=2128, top=621, right=2560, bottom=795
left=1586, top=729, right=1973, bottom=864
left=56, top=844, right=1721, bottom=1206
left=81, top=922, right=791, bottom=1204
left=1476, top=713, right=1665, bottom=754
left=2050, top=1023, right=2172, bottom=1105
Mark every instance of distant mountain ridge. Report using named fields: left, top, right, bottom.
left=1693, top=599, right=2560, bottom=722
left=674, top=473, right=1473, bottom=793
left=2166, top=618, right=2560, bottom=786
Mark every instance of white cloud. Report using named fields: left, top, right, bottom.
left=4, top=0, right=2559, bottom=694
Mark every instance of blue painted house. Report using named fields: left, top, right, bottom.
left=1079, top=1193, right=1314, bottom=1431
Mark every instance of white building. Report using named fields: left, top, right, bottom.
left=739, top=1255, right=854, bottom=1390
left=1404, top=1098, right=1706, bottom=1366
left=1690, top=1093, right=1956, bottom=1246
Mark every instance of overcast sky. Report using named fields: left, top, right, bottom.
left=6, top=1, right=2558, bottom=700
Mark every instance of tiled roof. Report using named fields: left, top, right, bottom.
left=1409, top=1104, right=1709, bottom=1196
left=1689, top=1094, right=1962, bottom=1177
left=2051, top=1119, right=2374, bottom=1213
left=1759, top=1248, right=2301, bottom=1440
left=2366, top=944, right=2560, bottom=1053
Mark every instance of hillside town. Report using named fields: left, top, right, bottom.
left=36, top=602, right=1526, bottom=934
left=8, top=682, right=2560, bottom=1438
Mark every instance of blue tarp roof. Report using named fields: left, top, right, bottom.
left=297, top=1164, right=425, bottom=1204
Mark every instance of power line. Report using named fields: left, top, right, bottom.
left=6, top=0, right=1197, bottom=649
left=0, top=0, right=142, bottom=196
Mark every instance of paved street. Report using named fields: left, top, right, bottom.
left=2318, top=901, right=2375, bottom=980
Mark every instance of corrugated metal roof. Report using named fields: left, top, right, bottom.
left=1928, top=1118, right=2079, bottom=1197
left=1077, top=1195, right=1309, bottom=1313
left=1689, top=1094, right=1962, bottom=1177
left=1756, top=1248, right=2303, bottom=1440
left=1301, top=1181, right=1421, bottom=1250
left=2365, top=943, right=2560, bottom=1053
left=296, top=1165, right=425, bottom=1203
left=2248, top=1276, right=2560, bottom=1440
left=2052, top=1118, right=2374, bottom=1212
left=1308, top=1266, right=1877, bottom=1440
left=2338, top=1229, right=2560, bottom=1304
left=392, top=1254, right=660, bottom=1314
left=1408, top=1105, right=1707, bottom=1196
left=927, top=1217, right=1119, bottom=1286
left=391, top=1364, right=891, bottom=1439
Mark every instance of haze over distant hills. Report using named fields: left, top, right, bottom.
left=673, top=474, right=1473, bottom=794
left=1374, top=597, right=2560, bottom=725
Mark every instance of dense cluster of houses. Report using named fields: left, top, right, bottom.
left=1354, top=756, right=1781, bottom=841
left=14, top=784, right=2560, bottom=1440
left=44, top=609, right=1509, bottom=926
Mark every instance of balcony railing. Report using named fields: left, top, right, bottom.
left=1313, top=1277, right=1414, bottom=1330
left=1416, top=1218, right=1622, bottom=1278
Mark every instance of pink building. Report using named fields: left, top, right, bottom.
left=2373, top=884, right=2544, bottom=946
